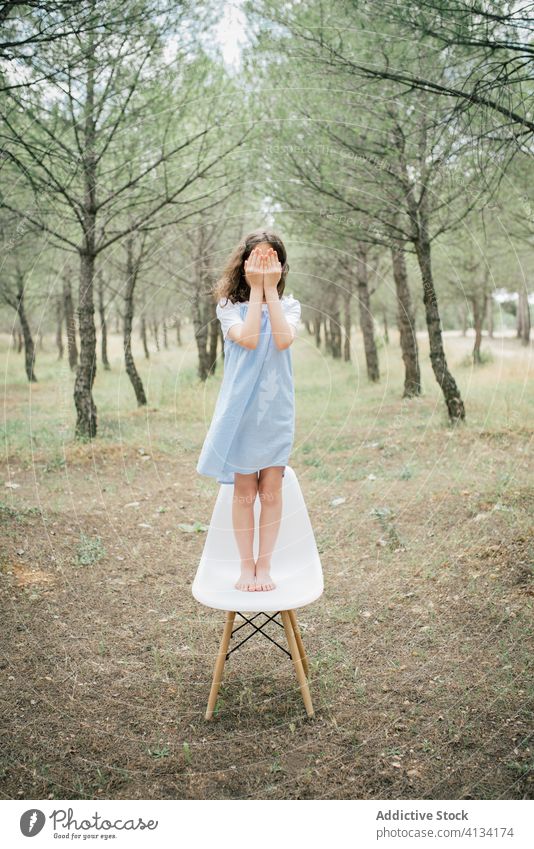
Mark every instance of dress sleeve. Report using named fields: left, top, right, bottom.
left=282, top=295, right=301, bottom=335
left=216, top=298, right=244, bottom=341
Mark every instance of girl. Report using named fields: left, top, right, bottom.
left=196, top=230, right=301, bottom=593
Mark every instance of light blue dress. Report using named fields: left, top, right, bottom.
left=196, top=296, right=301, bottom=485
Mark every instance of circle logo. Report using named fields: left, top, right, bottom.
left=20, top=809, right=46, bottom=837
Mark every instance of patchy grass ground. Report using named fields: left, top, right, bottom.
left=1, top=325, right=533, bottom=800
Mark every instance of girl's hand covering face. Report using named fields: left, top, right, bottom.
left=262, top=247, right=282, bottom=290
left=244, top=246, right=265, bottom=291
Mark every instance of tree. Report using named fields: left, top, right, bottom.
left=1, top=1, right=250, bottom=436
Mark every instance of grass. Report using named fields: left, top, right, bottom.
left=0, top=324, right=532, bottom=800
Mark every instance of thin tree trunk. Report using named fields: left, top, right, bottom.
left=324, top=314, right=332, bottom=354
left=394, top=114, right=464, bottom=419
left=414, top=235, right=465, bottom=420
left=313, top=315, right=321, bottom=348
left=163, top=317, right=168, bottom=349
left=97, top=271, right=110, bottom=370
left=74, top=27, right=98, bottom=439
left=487, top=294, right=494, bottom=338
left=124, top=237, right=147, bottom=406
left=193, top=297, right=210, bottom=380
left=176, top=318, right=182, bottom=346
left=63, top=274, right=78, bottom=370
left=472, top=296, right=484, bottom=364
left=55, top=294, right=64, bottom=360
left=355, top=243, right=379, bottom=382
left=152, top=320, right=160, bottom=351
left=207, top=299, right=219, bottom=375
left=329, top=308, right=342, bottom=358
left=343, top=290, right=352, bottom=362
left=140, top=288, right=149, bottom=359
left=391, top=240, right=421, bottom=396
left=16, top=274, right=37, bottom=382
left=516, top=291, right=523, bottom=338
left=74, top=250, right=98, bottom=437
left=518, top=289, right=531, bottom=346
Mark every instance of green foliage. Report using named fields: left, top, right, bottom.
left=76, top=533, right=105, bottom=567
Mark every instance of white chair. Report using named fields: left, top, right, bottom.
left=192, top=465, right=324, bottom=719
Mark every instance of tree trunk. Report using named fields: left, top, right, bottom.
left=516, top=291, right=523, bottom=338
left=16, top=275, right=37, bottom=382
left=192, top=296, right=210, bottom=380
left=152, top=320, right=160, bottom=351
left=414, top=236, right=465, bottom=420
left=124, top=237, right=147, bottom=406
left=55, top=294, right=64, bottom=360
left=343, top=290, right=352, bottom=362
left=74, top=249, right=98, bottom=437
left=207, top=299, right=219, bottom=375
left=323, top=315, right=331, bottom=353
left=518, top=289, right=531, bottom=346
left=63, top=275, right=78, bottom=370
left=74, top=33, right=98, bottom=439
left=391, top=240, right=421, bottom=397
left=176, top=318, right=182, bottom=346
left=355, top=243, right=379, bottom=382
left=140, top=312, right=149, bottom=358
left=163, top=317, right=168, bottom=349
left=487, top=294, right=494, bottom=338
left=313, top=315, right=322, bottom=348
left=472, top=296, right=484, bottom=365
left=329, top=309, right=342, bottom=358
left=97, top=271, right=110, bottom=370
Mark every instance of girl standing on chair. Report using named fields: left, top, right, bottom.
left=196, top=229, right=301, bottom=593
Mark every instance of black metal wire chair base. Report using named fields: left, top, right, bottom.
left=226, top=611, right=291, bottom=659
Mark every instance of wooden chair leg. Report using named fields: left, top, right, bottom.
left=205, top=610, right=235, bottom=720
left=288, top=609, right=309, bottom=678
left=281, top=610, right=314, bottom=718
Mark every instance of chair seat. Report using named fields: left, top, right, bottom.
left=192, top=466, right=324, bottom=613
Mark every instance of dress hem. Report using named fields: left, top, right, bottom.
left=197, top=462, right=288, bottom=485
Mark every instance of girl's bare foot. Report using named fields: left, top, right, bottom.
left=235, top=560, right=256, bottom=591
left=254, top=559, right=276, bottom=591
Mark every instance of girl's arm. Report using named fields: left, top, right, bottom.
left=228, top=247, right=266, bottom=349
left=265, top=292, right=295, bottom=350
left=227, top=286, right=263, bottom=349
left=263, top=248, right=294, bottom=350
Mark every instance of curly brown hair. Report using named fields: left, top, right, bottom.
left=212, top=228, right=289, bottom=306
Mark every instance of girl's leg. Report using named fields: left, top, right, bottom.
left=255, top=465, right=284, bottom=591
left=232, top=471, right=259, bottom=591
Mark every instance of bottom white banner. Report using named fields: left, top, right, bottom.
left=2, top=799, right=533, bottom=848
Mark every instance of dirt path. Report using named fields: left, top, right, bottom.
left=1, top=424, right=532, bottom=800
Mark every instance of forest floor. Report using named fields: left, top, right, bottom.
left=1, top=326, right=533, bottom=800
